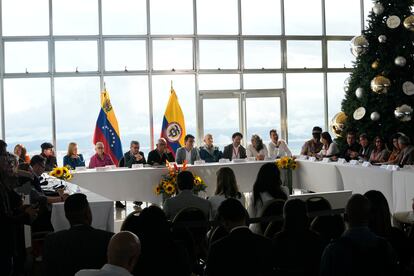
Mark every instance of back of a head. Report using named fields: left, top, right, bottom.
left=64, top=193, right=92, bottom=226
left=218, top=198, right=247, bottom=226
left=107, top=231, right=141, bottom=271
left=364, top=190, right=391, bottom=236
left=215, top=167, right=239, bottom=198
left=283, top=199, right=308, bottom=232
left=345, top=194, right=371, bottom=227
left=30, top=154, right=46, bottom=167
left=177, top=170, right=194, bottom=191
left=136, top=206, right=170, bottom=238
left=306, top=197, right=332, bottom=213
left=253, top=163, right=286, bottom=205
left=0, top=140, right=7, bottom=156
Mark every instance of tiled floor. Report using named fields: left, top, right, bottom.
left=114, top=201, right=154, bottom=232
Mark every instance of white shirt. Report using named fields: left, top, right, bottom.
left=232, top=145, right=241, bottom=160
left=318, top=142, right=339, bottom=157
left=268, top=140, right=292, bottom=159
left=185, top=148, right=192, bottom=163
left=246, top=144, right=268, bottom=159
left=76, top=264, right=133, bottom=276
left=208, top=193, right=246, bottom=219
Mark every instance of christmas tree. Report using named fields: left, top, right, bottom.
left=333, top=0, right=414, bottom=147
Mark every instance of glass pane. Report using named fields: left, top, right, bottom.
left=327, top=73, right=349, bottom=123
left=286, top=73, right=324, bottom=154
left=105, top=40, right=147, bottom=71
left=53, top=0, right=98, bottom=35
left=199, top=40, right=238, bottom=69
left=4, top=42, right=49, bottom=73
left=199, top=74, right=240, bottom=90
left=150, top=0, right=193, bottom=34
left=203, top=98, right=239, bottom=148
left=102, top=0, right=147, bottom=35
left=55, top=41, right=98, bottom=72
left=328, top=41, right=356, bottom=69
left=243, top=74, right=283, bottom=89
left=285, top=0, right=322, bottom=35
left=2, top=0, right=49, bottom=36
left=55, top=77, right=100, bottom=165
left=363, top=0, right=373, bottom=29
left=104, top=76, right=150, bottom=156
left=152, top=75, right=196, bottom=145
left=152, top=40, right=193, bottom=70
left=287, top=41, right=322, bottom=68
left=326, top=0, right=361, bottom=35
left=197, top=0, right=238, bottom=34
left=246, top=97, right=281, bottom=146
left=244, top=40, right=281, bottom=69
left=4, top=78, right=52, bottom=156
left=241, top=0, right=281, bottom=35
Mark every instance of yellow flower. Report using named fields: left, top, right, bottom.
left=155, top=186, right=161, bottom=195
left=291, top=163, right=297, bottom=170
left=49, top=171, right=56, bottom=177
left=54, top=168, right=63, bottom=178
left=65, top=173, right=73, bottom=180
left=165, top=184, right=175, bottom=195
left=280, top=159, right=288, bottom=168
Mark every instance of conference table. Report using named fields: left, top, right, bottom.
left=71, top=160, right=414, bottom=213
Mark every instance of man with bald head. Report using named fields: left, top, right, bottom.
left=76, top=231, right=141, bottom=276
left=147, top=138, right=175, bottom=166
left=199, top=134, right=222, bottom=163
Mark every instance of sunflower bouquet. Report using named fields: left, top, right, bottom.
left=49, top=166, right=73, bottom=181
left=276, top=156, right=297, bottom=170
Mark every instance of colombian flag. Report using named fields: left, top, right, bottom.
left=161, top=87, right=186, bottom=158
left=93, top=89, right=123, bottom=165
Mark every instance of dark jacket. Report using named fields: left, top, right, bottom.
left=206, top=227, right=273, bottom=276
left=121, top=151, right=146, bottom=168
left=41, top=154, right=57, bottom=172
left=147, top=149, right=175, bottom=166
left=222, top=144, right=247, bottom=161
left=199, top=146, right=222, bottom=163
left=340, top=143, right=361, bottom=161
left=359, top=145, right=374, bottom=161
left=43, top=224, right=113, bottom=276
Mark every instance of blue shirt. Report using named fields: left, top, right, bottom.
left=63, top=154, right=85, bottom=169
left=199, top=146, right=222, bottom=163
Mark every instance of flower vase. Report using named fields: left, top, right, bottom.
left=283, top=168, right=293, bottom=195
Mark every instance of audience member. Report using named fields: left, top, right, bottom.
left=63, top=142, right=85, bottom=169
left=222, top=132, right=247, bottom=161
left=43, top=193, right=114, bottom=276
left=163, top=171, right=211, bottom=219
left=248, top=163, right=288, bottom=233
left=301, top=126, right=323, bottom=156
left=317, top=132, right=339, bottom=159
left=387, top=133, right=402, bottom=163
left=147, top=138, right=174, bottom=166
left=339, top=131, right=361, bottom=161
left=205, top=198, right=273, bottom=276
left=247, top=134, right=268, bottom=160
left=175, top=134, right=200, bottom=165
left=369, top=137, right=390, bottom=163
left=199, top=134, right=222, bottom=163
left=120, top=141, right=146, bottom=167
left=272, top=199, right=326, bottom=276
left=76, top=231, right=141, bottom=276
left=14, top=144, right=30, bottom=165
left=358, top=133, right=374, bottom=161
left=320, top=194, right=397, bottom=276
left=89, top=142, right=114, bottom=169
left=394, top=135, right=414, bottom=166
left=268, top=129, right=292, bottom=159
left=40, top=142, right=57, bottom=171
left=208, top=167, right=245, bottom=219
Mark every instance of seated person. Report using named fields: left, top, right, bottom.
left=222, top=132, right=247, bottom=161
left=40, top=142, right=57, bottom=171
left=43, top=194, right=114, bottom=276
left=147, top=138, right=175, bottom=166
left=88, top=142, right=114, bottom=168
left=199, top=134, right=222, bottom=163
left=317, top=132, right=339, bottom=159
left=369, top=136, right=389, bottom=163
left=175, top=134, right=200, bottom=165
left=339, top=131, right=361, bottom=161
left=394, top=135, right=414, bottom=166
left=163, top=171, right=211, bottom=219
left=268, top=129, right=292, bottom=159
left=387, top=133, right=402, bottom=163
left=205, top=198, right=273, bottom=276
left=247, top=134, right=268, bottom=160
left=63, top=142, right=85, bottom=169
left=14, top=144, right=30, bottom=165
left=301, top=126, right=323, bottom=156
left=358, top=133, right=373, bottom=161
left=120, top=141, right=146, bottom=168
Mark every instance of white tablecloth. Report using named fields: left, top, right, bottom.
left=50, top=182, right=114, bottom=232
left=392, top=169, right=414, bottom=212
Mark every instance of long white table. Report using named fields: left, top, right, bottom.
left=393, top=169, right=414, bottom=212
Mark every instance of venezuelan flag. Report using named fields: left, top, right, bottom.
left=160, top=87, right=186, bottom=158
left=93, top=89, right=123, bottom=165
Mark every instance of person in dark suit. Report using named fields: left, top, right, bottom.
left=339, top=131, right=361, bottom=161
left=40, top=142, right=57, bottom=171
left=395, top=135, right=414, bottom=166
left=43, top=193, right=114, bottom=276
left=147, top=138, right=175, bottom=166
left=358, top=133, right=374, bottom=161
left=175, top=134, right=200, bottom=165
left=222, top=132, right=247, bottom=161
left=120, top=140, right=146, bottom=167
left=205, top=198, right=273, bottom=276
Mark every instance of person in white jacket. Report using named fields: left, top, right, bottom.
left=268, top=129, right=292, bottom=159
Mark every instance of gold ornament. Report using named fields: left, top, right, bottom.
left=330, top=112, right=347, bottom=137
left=371, top=60, right=379, bottom=69
left=371, top=76, right=391, bottom=94
left=403, top=15, right=414, bottom=31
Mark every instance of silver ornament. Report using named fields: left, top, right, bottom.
left=395, top=56, right=407, bottom=67
left=350, top=36, right=369, bottom=57
left=353, top=107, right=366, bottom=120
left=355, top=87, right=364, bottom=98
left=344, top=77, right=351, bottom=92
left=387, top=15, right=401, bottom=29
left=394, top=105, right=413, bottom=122
left=402, top=81, right=414, bottom=96
left=372, top=3, right=384, bottom=15
left=378, top=35, right=387, bottom=43
left=370, top=111, right=380, bottom=121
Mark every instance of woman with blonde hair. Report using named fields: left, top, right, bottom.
left=63, top=142, right=85, bottom=169
left=14, top=144, right=30, bottom=164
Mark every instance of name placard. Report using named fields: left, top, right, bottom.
left=337, top=158, right=346, bottom=164
left=219, top=158, right=230, bottom=164
left=132, top=164, right=144, bottom=169
left=75, top=166, right=87, bottom=171
left=380, top=164, right=388, bottom=169
left=349, top=160, right=359, bottom=166
left=194, top=160, right=206, bottom=165
left=322, top=158, right=330, bottom=163
left=298, top=155, right=308, bottom=160
left=362, top=161, right=371, bottom=167
left=308, top=157, right=317, bottom=162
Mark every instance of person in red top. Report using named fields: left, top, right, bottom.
left=89, top=142, right=114, bottom=169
